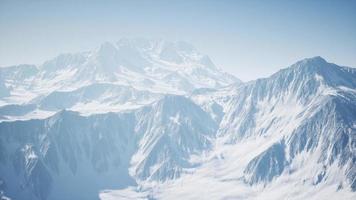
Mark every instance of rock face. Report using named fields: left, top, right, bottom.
left=131, top=95, right=217, bottom=181
left=0, top=96, right=217, bottom=200
left=217, top=57, right=356, bottom=191
left=244, top=141, right=287, bottom=184
left=0, top=111, right=137, bottom=200
left=0, top=40, right=355, bottom=200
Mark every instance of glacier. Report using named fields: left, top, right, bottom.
left=0, top=39, right=355, bottom=200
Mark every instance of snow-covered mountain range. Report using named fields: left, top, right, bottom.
left=0, top=39, right=238, bottom=122
left=0, top=39, right=355, bottom=200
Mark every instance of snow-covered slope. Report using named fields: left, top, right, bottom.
left=0, top=95, right=218, bottom=200
left=0, top=110, right=137, bottom=200
left=131, top=95, right=217, bottom=182
left=0, top=41, right=355, bottom=200
left=0, top=39, right=238, bottom=122
left=35, top=39, right=236, bottom=93
left=142, top=56, right=356, bottom=200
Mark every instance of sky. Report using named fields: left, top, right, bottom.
left=0, top=0, right=355, bottom=81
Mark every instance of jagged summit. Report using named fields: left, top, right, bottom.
left=297, top=56, right=327, bottom=65
left=0, top=38, right=239, bottom=121
left=95, top=38, right=202, bottom=64
left=262, top=56, right=356, bottom=92
left=278, top=56, right=328, bottom=73
left=37, top=39, right=219, bottom=73
left=284, top=56, right=355, bottom=75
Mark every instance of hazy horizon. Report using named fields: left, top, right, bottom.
left=1, top=0, right=355, bottom=81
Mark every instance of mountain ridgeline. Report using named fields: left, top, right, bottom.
left=0, top=40, right=355, bottom=200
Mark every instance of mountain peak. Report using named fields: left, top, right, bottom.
left=280, top=56, right=331, bottom=76
left=268, top=56, right=356, bottom=93
left=301, top=56, right=327, bottom=63
left=292, top=56, right=328, bottom=70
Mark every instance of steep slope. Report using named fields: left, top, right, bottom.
left=0, top=95, right=217, bottom=200
left=100, top=57, right=356, bottom=200
left=220, top=57, right=356, bottom=188
left=0, top=110, right=137, bottom=200
left=131, top=95, right=217, bottom=181
left=218, top=57, right=354, bottom=140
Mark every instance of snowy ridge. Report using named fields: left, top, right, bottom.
left=0, top=39, right=238, bottom=121
left=0, top=96, right=217, bottom=200
left=131, top=95, right=217, bottom=182
left=0, top=40, right=355, bottom=200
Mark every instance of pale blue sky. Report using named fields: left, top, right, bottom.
left=1, top=0, right=355, bottom=81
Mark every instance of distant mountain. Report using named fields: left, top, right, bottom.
left=0, top=40, right=355, bottom=200
left=0, top=39, right=239, bottom=121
